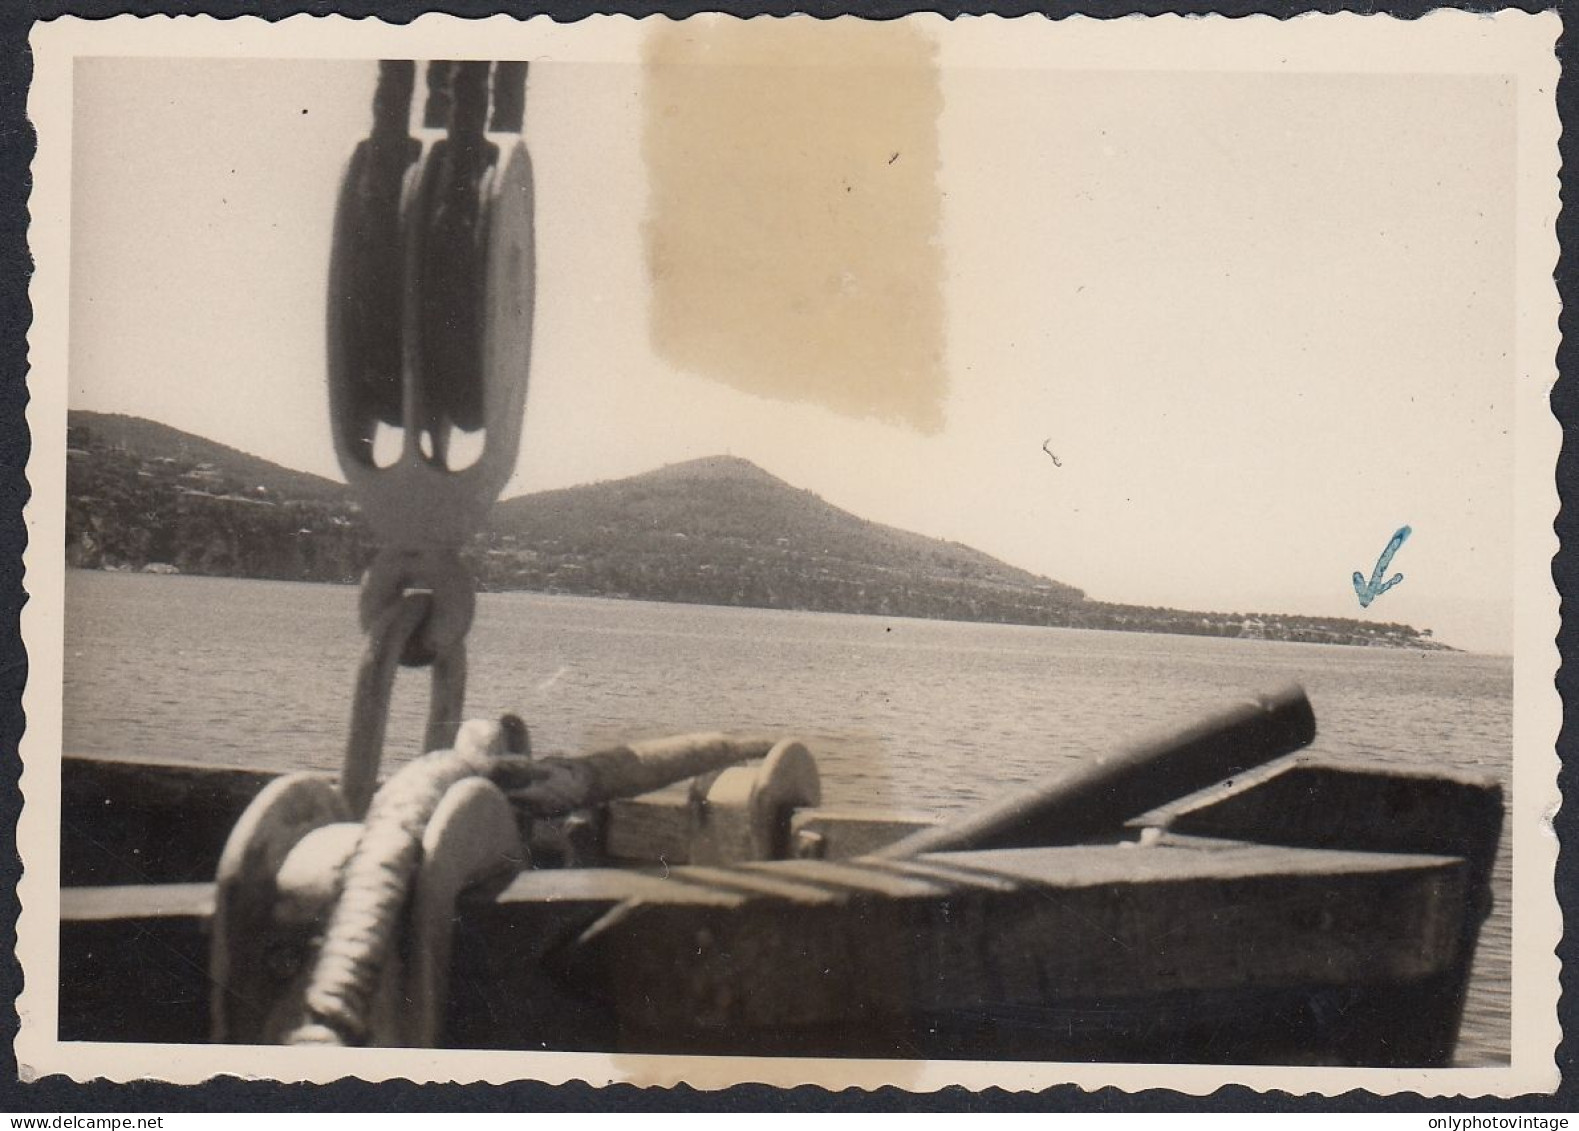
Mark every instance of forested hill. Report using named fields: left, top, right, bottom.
left=481, top=455, right=1086, bottom=619
left=67, top=412, right=346, bottom=502
left=62, top=411, right=1086, bottom=621
left=66, top=410, right=363, bottom=581
left=62, top=411, right=1448, bottom=648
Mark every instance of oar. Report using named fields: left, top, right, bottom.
left=873, top=684, right=1316, bottom=859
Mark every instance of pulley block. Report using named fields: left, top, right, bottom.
left=326, top=59, right=535, bottom=551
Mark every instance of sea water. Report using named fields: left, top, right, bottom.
left=59, top=570, right=1514, bottom=1064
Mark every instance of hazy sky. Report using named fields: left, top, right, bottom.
left=68, top=42, right=1518, bottom=651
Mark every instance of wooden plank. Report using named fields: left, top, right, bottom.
left=62, top=755, right=277, bottom=886
left=62, top=882, right=214, bottom=921
left=1165, top=762, right=1502, bottom=870
left=59, top=838, right=1479, bottom=1063
left=62, top=841, right=1462, bottom=933
left=604, top=784, right=698, bottom=865
left=927, top=840, right=1461, bottom=887
left=60, top=883, right=215, bottom=1044
left=857, top=856, right=1022, bottom=893
left=789, top=808, right=936, bottom=859
left=669, top=864, right=843, bottom=904
left=494, top=864, right=741, bottom=907
left=564, top=844, right=1469, bottom=1042
left=739, top=858, right=950, bottom=899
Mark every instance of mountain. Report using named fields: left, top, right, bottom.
left=61, top=412, right=1448, bottom=648
left=62, top=413, right=1086, bottom=619
left=65, top=410, right=365, bottom=582
left=481, top=455, right=1085, bottom=619
left=67, top=412, right=346, bottom=503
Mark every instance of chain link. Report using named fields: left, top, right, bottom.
left=340, top=570, right=470, bottom=820
left=357, top=547, right=476, bottom=661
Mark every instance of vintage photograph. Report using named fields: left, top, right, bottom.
left=18, top=12, right=1562, bottom=1095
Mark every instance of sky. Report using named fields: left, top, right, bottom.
left=67, top=38, right=1519, bottom=652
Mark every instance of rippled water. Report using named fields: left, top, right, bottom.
left=62, top=571, right=1513, bottom=1063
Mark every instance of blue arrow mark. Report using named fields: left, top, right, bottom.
left=1353, top=525, right=1412, bottom=608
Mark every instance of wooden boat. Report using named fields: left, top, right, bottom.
left=57, top=687, right=1503, bottom=1067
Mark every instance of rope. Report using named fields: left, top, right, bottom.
left=490, top=62, right=529, bottom=134
left=371, top=60, right=415, bottom=144
left=422, top=60, right=455, bottom=131
left=287, top=736, right=498, bottom=1046
left=450, top=62, right=491, bottom=144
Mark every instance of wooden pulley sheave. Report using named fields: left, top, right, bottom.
left=326, top=59, right=534, bottom=549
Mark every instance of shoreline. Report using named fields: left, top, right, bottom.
left=68, top=566, right=1464, bottom=654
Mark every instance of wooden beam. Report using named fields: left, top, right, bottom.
left=58, top=834, right=1483, bottom=1064
left=59, top=883, right=215, bottom=1044
left=1165, top=762, right=1502, bottom=871
left=62, top=881, right=214, bottom=921
left=472, top=840, right=1472, bottom=1063
left=879, top=685, right=1315, bottom=857
left=789, top=808, right=936, bottom=859
left=565, top=842, right=1465, bottom=1019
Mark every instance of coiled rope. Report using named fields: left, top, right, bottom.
left=286, top=723, right=502, bottom=1046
